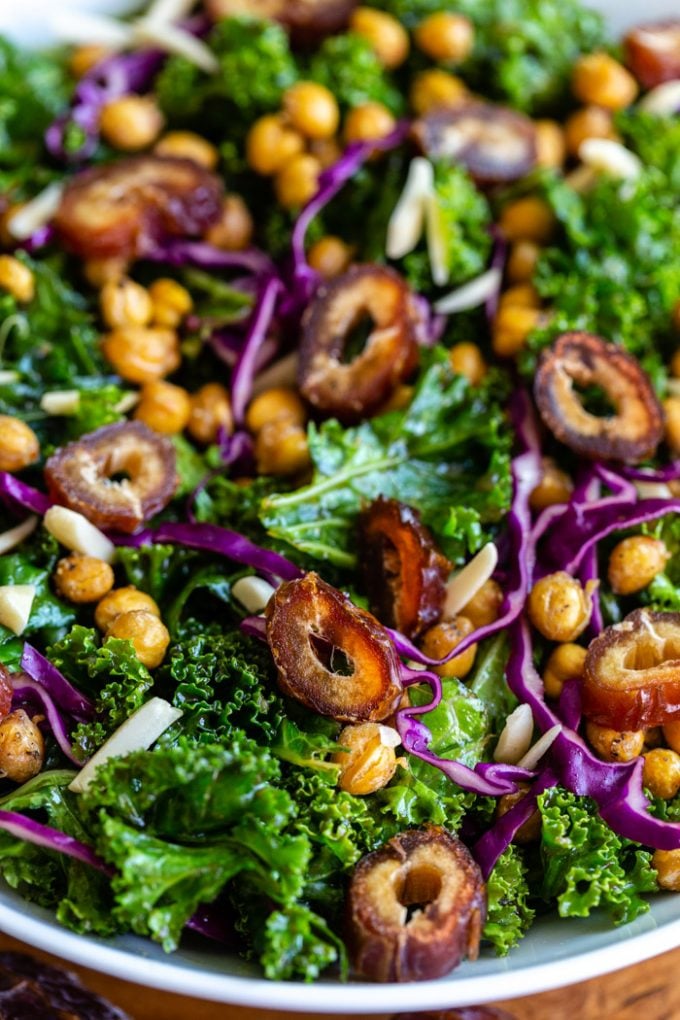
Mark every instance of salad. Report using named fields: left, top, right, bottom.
left=0, top=0, right=678, bottom=986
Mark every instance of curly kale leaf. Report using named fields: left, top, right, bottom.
left=617, top=109, right=680, bottom=192
left=0, top=539, right=74, bottom=658
left=484, top=845, right=535, bottom=955
left=308, top=33, right=403, bottom=113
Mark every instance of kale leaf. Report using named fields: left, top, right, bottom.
left=484, top=845, right=535, bottom=955
left=308, top=33, right=403, bottom=113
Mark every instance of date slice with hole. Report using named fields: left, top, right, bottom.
left=54, top=156, right=223, bottom=261
left=204, top=0, right=357, bottom=46
left=624, top=21, right=680, bottom=88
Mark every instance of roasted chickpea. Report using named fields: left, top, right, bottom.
left=282, top=81, right=340, bottom=140
left=0, top=255, right=34, bottom=303
left=414, top=12, right=474, bottom=63
left=585, top=720, right=644, bottom=763
left=154, top=131, right=219, bottom=169
left=246, top=114, right=304, bottom=176
left=499, top=197, right=555, bottom=245
left=564, top=105, right=620, bottom=157
left=101, top=326, right=180, bottom=384
left=68, top=43, right=109, bottom=78
left=134, top=380, right=192, bottom=435
left=0, top=710, right=44, bottom=783
left=100, top=276, right=153, bottom=329
left=308, top=137, right=343, bottom=169
left=95, top=586, right=161, bottom=633
left=148, top=278, right=193, bottom=329
left=246, top=387, right=306, bottom=434
left=572, top=53, right=638, bottom=110
left=492, top=305, right=541, bottom=357
left=528, top=572, right=593, bottom=643
left=505, top=240, right=541, bottom=285
left=99, top=95, right=164, bottom=151
left=409, top=68, right=467, bottom=115
left=420, top=616, right=477, bottom=679
left=255, top=420, right=311, bottom=476
left=349, top=7, right=409, bottom=69
left=607, top=535, right=670, bottom=596
left=645, top=727, right=665, bottom=750
left=344, top=102, right=396, bottom=147
left=535, top=119, right=566, bottom=169
left=663, top=721, right=680, bottom=755
left=543, top=642, right=587, bottom=699
left=653, top=848, right=680, bottom=891
left=307, top=235, right=353, bottom=278
left=204, top=194, right=254, bottom=251
left=83, top=256, right=127, bottom=289
left=448, top=342, right=487, bottom=386
left=187, top=382, right=233, bottom=445
left=0, top=416, right=40, bottom=473
left=529, top=458, right=574, bottom=511
left=376, top=384, right=414, bottom=414
left=54, top=554, right=115, bottom=604
left=499, top=284, right=541, bottom=311
left=275, top=153, right=322, bottom=209
left=332, top=722, right=399, bottom=795
left=664, top=397, right=680, bottom=454
left=496, top=783, right=541, bottom=844
left=643, top=747, right=680, bottom=800
left=106, top=609, right=170, bottom=669
left=460, top=578, right=503, bottom=630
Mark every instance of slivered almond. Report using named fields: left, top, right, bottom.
left=493, top=703, right=534, bottom=764
left=386, top=157, right=433, bottom=261
left=6, top=183, right=64, bottom=241
left=44, top=506, right=115, bottom=564
left=634, top=480, right=672, bottom=500
left=40, top=391, right=81, bottom=416
left=578, top=139, right=642, bottom=180
left=443, top=543, right=498, bottom=620
left=517, top=724, right=561, bottom=770
left=425, top=191, right=449, bottom=286
left=0, top=515, right=38, bottom=556
left=638, top=80, right=680, bottom=115
left=0, top=585, right=35, bottom=635
left=433, top=268, right=502, bottom=315
left=232, top=576, right=276, bottom=615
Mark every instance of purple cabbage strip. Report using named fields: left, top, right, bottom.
left=230, top=277, right=283, bottom=425
left=0, top=473, right=52, bottom=515
left=240, top=614, right=268, bottom=641
left=17, top=224, right=56, bottom=254
left=472, top=770, right=557, bottom=879
left=11, top=678, right=81, bottom=765
left=141, top=238, right=274, bottom=278
left=0, top=810, right=111, bottom=872
left=20, top=644, right=93, bottom=722
left=593, top=462, right=638, bottom=501
left=621, top=462, right=680, bottom=483
left=217, top=427, right=254, bottom=471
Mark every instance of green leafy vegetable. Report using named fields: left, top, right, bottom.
left=308, top=33, right=403, bottom=113
left=484, top=845, right=535, bottom=954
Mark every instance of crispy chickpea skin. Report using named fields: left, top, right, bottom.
left=105, top=609, right=170, bottom=669
left=148, top=278, right=193, bottom=329
left=100, top=276, right=153, bottom=330
left=409, top=69, right=467, bottom=115
left=134, top=380, right=192, bottom=435
left=0, top=710, right=44, bottom=783
left=54, top=554, right=115, bottom=604
left=529, top=458, right=574, bottom=511
left=528, top=572, right=594, bottom=642
left=154, top=131, right=219, bottom=169
left=349, top=7, right=409, bottom=69
left=461, top=578, right=503, bottom=630
left=308, top=236, right=354, bottom=279
left=643, top=748, right=680, bottom=800
left=420, top=616, right=477, bottom=678
left=492, top=305, right=541, bottom=358
left=449, top=342, right=487, bottom=386
left=95, top=586, right=161, bottom=633
left=571, top=52, right=638, bottom=110
left=246, top=114, right=304, bottom=176
left=255, top=421, right=311, bottom=476
left=0, top=416, right=40, bottom=473
left=496, top=783, right=542, bottom=844
left=498, top=197, right=555, bottom=245
left=245, top=387, right=307, bottom=434
left=344, top=102, right=396, bottom=146
left=0, top=256, right=35, bottom=303
left=653, top=848, right=680, bottom=891
left=204, top=195, right=254, bottom=251
left=282, top=82, right=340, bottom=140
left=332, top=723, right=399, bottom=795
left=564, top=105, right=620, bottom=157
left=99, top=95, right=165, bottom=151
left=187, top=382, right=233, bottom=445
left=414, top=12, right=474, bottom=63
left=607, top=535, right=670, bottom=595
left=585, top=720, right=645, bottom=763
left=275, top=153, right=322, bottom=210
left=101, top=326, right=180, bottom=384
left=543, top=642, right=587, bottom=699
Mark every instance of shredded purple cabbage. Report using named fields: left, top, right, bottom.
left=0, top=473, right=51, bottom=515
left=11, top=677, right=81, bottom=765
left=473, top=770, right=557, bottom=878
left=20, top=644, right=93, bottom=722
left=240, top=614, right=268, bottom=641
left=621, top=461, right=680, bottom=483
left=230, top=277, right=282, bottom=425
left=0, top=809, right=110, bottom=871
left=141, top=238, right=275, bottom=278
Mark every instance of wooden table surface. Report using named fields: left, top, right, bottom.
left=0, top=931, right=678, bottom=1020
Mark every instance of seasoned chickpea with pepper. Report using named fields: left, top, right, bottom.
left=94, top=586, right=161, bottom=633
left=282, top=82, right=340, bottom=140
left=100, top=276, right=153, bottom=330
left=643, top=748, right=680, bottom=800
left=571, top=52, right=638, bottom=110
left=134, top=380, right=192, bottom=435
left=414, top=12, right=474, bottom=63
left=332, top=722, right=399, bottom=795
left=0, top=416, right=40, bottom=473
left=101, top=326, right=180, bottom=384
left=543, top=643, right=587, bottom=699
left=461, top=578, right=503, bottom=629
left=0, top=255, right=35, bottom=303
left=349, top=7, right=409, bottom=69
left=308, top=236, right=354, bottom=279
left=154, top=131, right=219, bottom=169
left=529, top=458, right=574, bottom=511
left=528, top=572, right=594, bottom=643
left=496, top=783, right=542, bottom=844
left=99, top=95, right=164, bottom=151
left=54, top=554, right=114, bottom=604
left=246, top=387, right=306, bottom=434
left=585, top=720, right=645, bottom=763
left=255, top=420, right=311, bottom=476
left=653, top=848, right=680, bottom=891
left=148, top=278, right=193, bottom=329
left=246, top=114, right=304, bottom=176
left=0, top=710, right=44, bottom=783
left=607, top=535, right=670, bottom=595
left=105, top=610, right=170, bottom=669
left=420, top=616, right=477, bottom=678
left=188, top=382, right=233, bottom=445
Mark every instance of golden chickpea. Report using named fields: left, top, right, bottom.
left=543, top=642, right=587, bottom=699
left=420, top=616, right=477, bottom=679
left=187, top=382, right=233, bottom=445
left=105, top=609, right=170, bottom=669
left=83, top=256, right=127, bottom=289
left=409, top=69, right=467, bottom=115
left=154, top=131, right=219, bottom=169
left=282, top=81, right=340, bottom=140
left=0, top=204, right=24, bottom=249
left=653, top=848, right=680, bottom=891
left=0, top=710, right=44, bottom=783
left=101, top=326, right=180, bottom=384
left=100, top=276, right=153, bottom=329
left=529, top=458, right=574, bottom=511
left=376, top=384, right=414, bottom=414
left=134, top=380, right=192, bottom=435
left=274, top=154, right=322, bottom=210
left=499, top=197, right=556, bottom=245
left=499, top=283, right=541, bottom=311
left=528, top=572, right=593, bottom=642
left=246, top=387, right=306, bottom=434
left=664, top=397, right=680, bottom=454
left=255, top=420, right=311, bottom=476
left=505, top=240, right=541, bottom=285
left=99, top=95, right=164, bottom=151
left=663, top=721, right=680, bottom=755
left=307, top=235, right=353, bottom=278
left=461, top=578, right=503, bottom=630
left=344, top=102, right=396, bottom=147
left=246, top=114, right=304, bottom=176
left=564, top=105, right=620, bottom=157
left=148, top=278, right=193, bottom=329
left=414, top=12, right=474, bottom=63
left=496, top=783, right=542, bottom=844
left=0, top=416, right=40, bottom=473
left=54, top=554, right=115, bottom=604
left=0, top=255, right=34, bottom=303
left=68, top=43, right=109, bottom=78
left=607, top=535, right=670, bottom=595
left=95, top=586, right=161, bottom=633
left=535, top=119, right=566, bottom=169
left=448, top=342, right=487, bottom=386
left=572, top=53, right=638, bottom=111
left=349, top=7, right=409, bottom=69
left=332, top=722, right=398, bottom=795
left=586, top=721, right=644, bottom=763
left=492, top=305, right=541, bottom=358
left=204, top=194, right=254, bottom=251
left=643, top=748, right=680, bottom=800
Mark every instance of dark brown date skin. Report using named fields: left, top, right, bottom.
left=624, top=21, right=680, bottom=88
left=204, top=0, right=357, bottom=46
left=54, top=156, right=223, bottom=261
left=45, top=421, right=177, bottom=534
left=359, top=497, right=449, bottom=639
